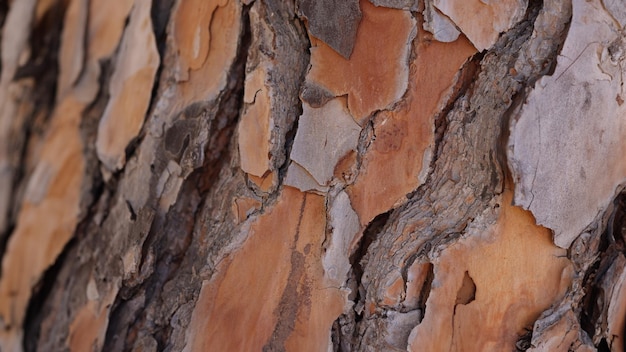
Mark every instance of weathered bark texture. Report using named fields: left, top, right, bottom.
left=0, top=0, right=624, bottom=351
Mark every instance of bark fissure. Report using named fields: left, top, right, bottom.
left=22, top=238, right=76, bottom=352
left=577, top=188, right=626, bottom=350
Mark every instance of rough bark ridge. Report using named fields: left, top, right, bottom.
left=0, top=0, right=625, bottom=351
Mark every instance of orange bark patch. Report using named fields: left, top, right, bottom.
left=407, top=190, right=573, bottom=351
left=382, top=275, right=406, bottom=307
left=238, top=65, right=271, bottom=178
left=185, top=187, right=345, bottom=351
left=174, top=0, right=241, bottom=106
left=348, top=33, right=476, bottom=226
left=306, top=0, right=415, bottom=122
left=174, top=0, right=227, bottom=75
left=87, top=0, right=134, bottom=62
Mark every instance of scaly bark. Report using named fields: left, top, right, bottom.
left=0, top=0, right=624, bottom=351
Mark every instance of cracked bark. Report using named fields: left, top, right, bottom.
left=0, top=0, right=625, bottom=351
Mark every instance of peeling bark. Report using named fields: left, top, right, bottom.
left=0, top=0, right=625, bottom=351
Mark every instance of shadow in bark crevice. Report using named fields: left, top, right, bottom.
left=579, top=189, right=626, bottom=350
left=331, top=210, right=391, bottom=351
left=22, top=239, right=75, bottom=352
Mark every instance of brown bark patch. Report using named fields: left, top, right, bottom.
left=305, top=0, right=415, bottom=122
left=347, top=31, right=476, bottom=226
left=407, top=189, right=573, bottom=351
left=185, top=187, right=345, bottom=351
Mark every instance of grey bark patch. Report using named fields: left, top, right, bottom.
left=509, top=0, right=624, bottom=248
left=602, top=0, right=626, bottom=28
left=297, top=0, right=361, bottom=59
left=369, top=0, right=417, bottom=10
left=289, top=99, right=361, bottom=186
left=300, top=81, right=335, bottom=107
left=423, top=0, right=460, bottom=42
left=164, top=120, right=192, bottom=158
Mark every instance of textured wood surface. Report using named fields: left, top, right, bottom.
left=0, top=0, right=624, bottom=351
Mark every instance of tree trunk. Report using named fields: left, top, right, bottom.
left=0, top=0, right=624, bottom=350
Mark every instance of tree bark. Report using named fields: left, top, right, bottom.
left=0, top=0, right=624, bottom=351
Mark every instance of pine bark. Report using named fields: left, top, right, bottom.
left=0, top=0, right=624, bottom=351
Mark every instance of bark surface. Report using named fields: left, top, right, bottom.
left=0, top=0, right=624, bottom=351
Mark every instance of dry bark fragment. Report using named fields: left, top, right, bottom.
left=289, top=98, right=361, bottom=188
left=297, top=0, right=361, bottom=59
left=407, top=190, right=572, bottom=351
left=305, top=0, right=415, bottom=122
left=173, top=0, right=241, bottom=101
left=368, top=0, right=417, bottom=10
left=95, top=0, right=159, bottom=171
left=238, top=0, right=309, bottom=193
left=509, top=0, right=626, bottom=248
left=433, top=0, right=527, bottom=51
left=184, top=187, right=345, bottom=351
left=172, top=0, right=228, bottom=80
left=238, top=64, right=271, bottom=178
left=347, top=30, right=476, bottom=226
left=422, top=0, right=460, bottom=43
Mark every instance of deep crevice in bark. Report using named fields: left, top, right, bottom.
left=150, top=0, right=176, bottom=57
left=330, top=210, right=392, bottom=351
left=598, top=338, right=611, bottom=352
left=0, top=0, right=8, bottom=75
left=418, top=263, right=434, bottom=314
left=352, top=211, right=391, bottom=312
left=579, top=189, right=626, bottom=349
left=22, top=238, right=76, bottom=352
left=145, top=0, right=175, bottom=138
left=515, top=327, right=533, bottom=351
